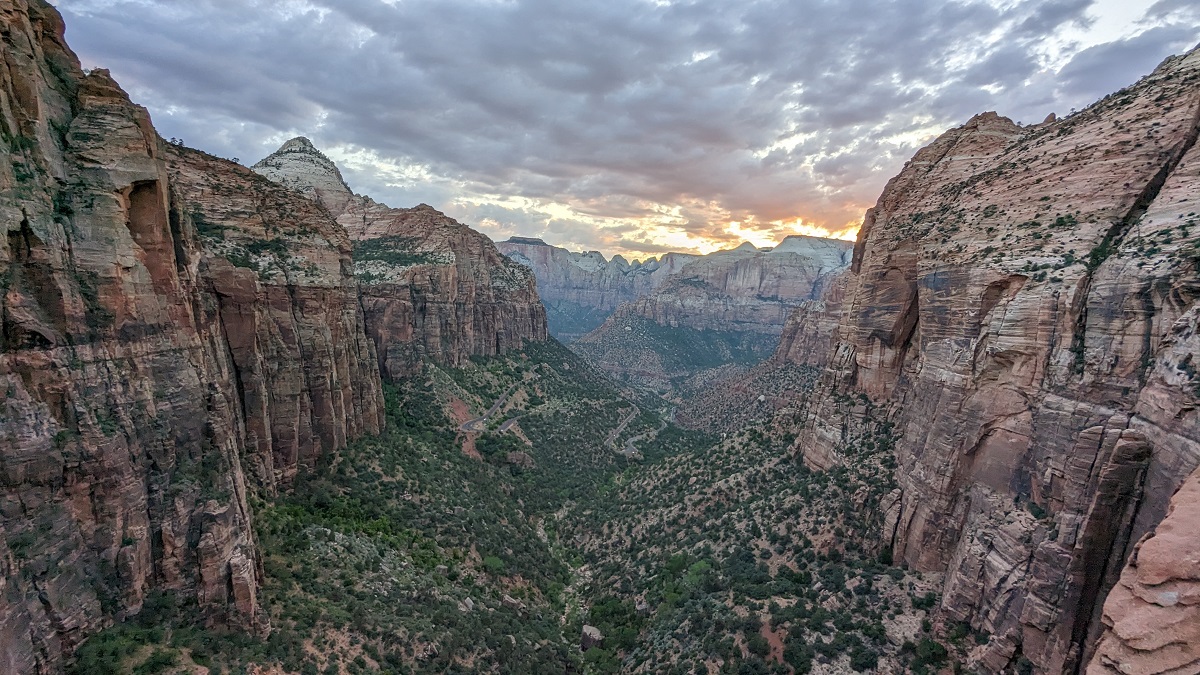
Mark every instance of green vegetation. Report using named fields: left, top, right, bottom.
left=352, top=235, right=441, bottom=268
left=543, top=298, right=614, bottom=342
left=70, top=340, right=953, bottom=674
left=560, top=398, right=940, bottom=673
left=573, top=313, right=781, bottom=395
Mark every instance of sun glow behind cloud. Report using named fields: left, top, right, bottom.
left=55, top=0, right=1200, bottom=259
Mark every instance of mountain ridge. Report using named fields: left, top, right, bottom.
left=253, top=138, right=549, bottom=378
left=571, top=235, right=852, bottom=390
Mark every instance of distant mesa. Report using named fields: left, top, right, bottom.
left=505, top=236, right=549, bottom=246
left=498, top=233, right=852, bottom=345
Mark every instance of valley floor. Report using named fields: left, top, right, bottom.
left=73, top=343, right=963, bottom=675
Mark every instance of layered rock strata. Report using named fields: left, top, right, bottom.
left=573, top=237, right=851, bottom=387
left=0, top=2, right=383, bottom=671
left=794, top=47, right=1200, bottom=674
left=1087, top=466, right=1200, bottom=675
left=672, top=270, right=848, bottom=431
left=254, top=140, right=548, bottom=379
left=496, top=237, right=694, bottom=341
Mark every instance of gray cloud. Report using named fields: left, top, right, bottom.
left=55, top=0, right=1200, bottom=254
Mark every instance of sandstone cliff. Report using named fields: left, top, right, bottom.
left=793, top=47, right=1200, bottom=674
left=673, top=270, right=849, bottom=432
left=1088, top=466, right=1200, bottom=675
left=254, top=140, right=548, bottom=379
left=624, top=237, right=851, bottom=333
left=496, top=237, right=694, bottom=341
left=573, top=236, right=851, bottom=389
left=0, top=2, right=383, bottom=671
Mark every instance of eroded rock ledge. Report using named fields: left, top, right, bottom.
left=793, top=46, right=1200, bottom=674
left=0, top=1, right=382, bottom=670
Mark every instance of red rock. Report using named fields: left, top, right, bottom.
left=793, top=47, right=1200, bottom=673
left=254, top=140, right=549, bottom=380
left=0, top=2, right=382, bottom=670
left=1088, top=467, right=1200, bottom=675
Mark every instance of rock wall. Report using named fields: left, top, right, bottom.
left=771, top=271, right=849, bottom=369
left=614, top=237, right=851, bottom=336
left=496, top=237, right=694, bottom=341
left=794, top=48, right=1200, bottom=674
left=1087, top=465, right=1200, bottom=675
left=254, top=140, right=548, bottom=380
left=572, top=237, right=851, bottom=388
left=0, top=2, right=383, bottom=671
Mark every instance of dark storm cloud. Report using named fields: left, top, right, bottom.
left=1057, top=25, right=1200, bottom=98
left=55, top=0, right=1200, bottom=253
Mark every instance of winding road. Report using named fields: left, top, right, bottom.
left=459, top=376, right=673, bottom=461
left=459, top=376, right=537, bottom=432
left=604, top=407, right=639, bottom=449
left=619, top=408, right=674, bottom=457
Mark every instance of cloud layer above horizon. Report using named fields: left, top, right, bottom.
left=56, top=0, right=1199, bottom=257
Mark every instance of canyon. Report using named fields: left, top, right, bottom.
left=570, top=236, right=852, bottom=390
left=0, top=1, right=1197, bottom=673
left=496, top=236, right=694, bottom=341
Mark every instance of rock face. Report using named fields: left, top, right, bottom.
left=672, top=271, right=848, bottom=432
left=581, top=624, right=605, bottom=651
left=573, top=237, right=851, bottom=389
left=771, top=271, right=849, bottom=369
left=254, top=140, right=548, bottom=379
left=496, top=237, right=694, bottom=341
left=611, top=237, right=851, bottom=335
left=0, top=2, right=383, bottom=671
left=1087, top=466, right=1200, bottom=675
left=793, top=47, right=1200, bottom=674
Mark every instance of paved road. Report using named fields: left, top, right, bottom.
left=604, top=407, right=639, bottom=449
left=620, top=407, right=674, bottom=458
left=459, top=376, right=537, bottom=432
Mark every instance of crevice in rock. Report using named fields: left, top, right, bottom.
left=3, top=212, right=64, bottom=348
left=167, top=191, right=190, bottom=279
left=1069, top=96, right=1200, bottom=378
left=1065, top=432, right=1151, bottom=675
left=213, top=294, right=251, bottom=459
left=1137, top=283, right=1158, bottom=387
left=893, top=286, right=920, bottom=369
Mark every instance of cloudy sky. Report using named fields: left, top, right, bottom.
left=56, top=0, right=1199, bottom=257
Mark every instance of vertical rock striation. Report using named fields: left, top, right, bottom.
left=1087, top=466, right=1200, bottom=675
left=572, top=237, right=852, bottom=388
left=496, top=237, right=695, bottom=341
left=794, top=47, right=1200, bottom=673
left=0, top=2, right=383, bottom=671
left=253, top=139, right=548, bottom=380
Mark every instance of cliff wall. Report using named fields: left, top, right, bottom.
left=572, top=237, right=851, bottom=388
left=0, top=2, right=383, bottom=670
left=496, top=237, right=694, bottom=341
left=794, top=48, right=1200, bottom=674
left=254, top=140, right=548, bottom=379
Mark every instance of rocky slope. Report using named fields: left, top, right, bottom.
left=496, top=237, right=694, bottom=341
left=254, top=140, right=548, bottom=379
left=791, top=47, right=1200, bottom=674
left=0, top=1, right=383, bottom=671
left=1088, top=465, right=1200, bottom=675
left=573, top=237, right=852, bottom=389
